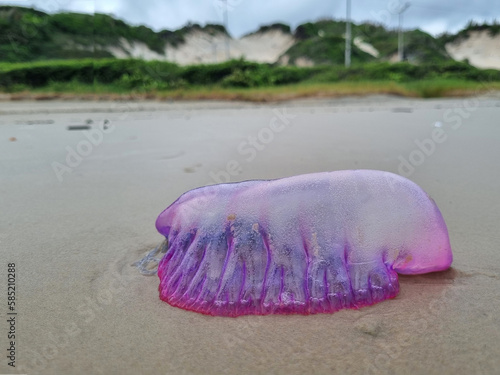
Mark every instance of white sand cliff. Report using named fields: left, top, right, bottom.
left=97, top=27, right=499, bottom=70
left=107, top=38, right=166, bottom=61
left=168, top=29, right=295, bottom=65
left=102, top=29, right=295, bottom=65
left=445, top=30, right=500, bottom=70
left=354, top=37, right=380, bottom=58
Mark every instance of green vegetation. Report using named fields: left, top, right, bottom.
left=160, top=22, right=228, bottom=47
left=440, top=19, right=500, bottom=44
left=0, top=6, right=169, bottom=61
left=285, top=35, right=375, bottom=65
left=294, top=20, right=348, bottom=40
left=0, top=6, right=230, bottom=62
left=4, top=77, right=500, bottom=102
left=1, top=58, right=499, bottom=100
left=1, top=6, right=500, bottom=102
left=243, top=23, right=291, bottom=37
left=0, top=58, right=325, bottom=90
left=287, top=19, right=450, bottom=64
left=2, top=5, right=498, bottom=66
left=288, top=20, right=378, bottom=65
left=359, top=25, right=449, bottom=63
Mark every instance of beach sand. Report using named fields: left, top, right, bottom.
left=1, top=96, right=499, bottom=374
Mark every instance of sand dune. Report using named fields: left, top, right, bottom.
left=354, top=36, right=380, bottom=58
left=107, top=38, right=166, bottom=60
left=98, top=27, right=499, bottom=70
left=445, top=30, right=500, bottom=70
left=102, top=29, right=295, bottom=65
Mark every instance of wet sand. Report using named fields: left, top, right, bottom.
left=1, top=96, right=500, bottom=374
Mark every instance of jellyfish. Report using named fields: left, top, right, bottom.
left=142, top=170, right=452, bottom=317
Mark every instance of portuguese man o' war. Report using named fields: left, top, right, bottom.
left=147, top=170, right=452, bottom=317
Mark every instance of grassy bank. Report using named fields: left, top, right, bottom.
left=1, top=59, right=500, bottom=101
left=3, top=80, right=500, bottom=102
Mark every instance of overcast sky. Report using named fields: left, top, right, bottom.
left=1, top=0, right=498, bottom=37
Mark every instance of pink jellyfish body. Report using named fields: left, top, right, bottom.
left=154, top=170, right=453, bottom=317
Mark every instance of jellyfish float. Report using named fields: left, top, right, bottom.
left=139, top=170, right=452, bottom=317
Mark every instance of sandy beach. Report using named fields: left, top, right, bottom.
left=1, top=96, right=500, bottom=374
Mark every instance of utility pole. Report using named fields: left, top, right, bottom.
left=223, top=0, right=230, bottom=60
left=345, top=0, right=351, bottom=67
left=397, top=1, right=411, bottom=62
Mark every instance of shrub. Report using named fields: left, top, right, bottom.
left=0, top=58, right=499, bottom=91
